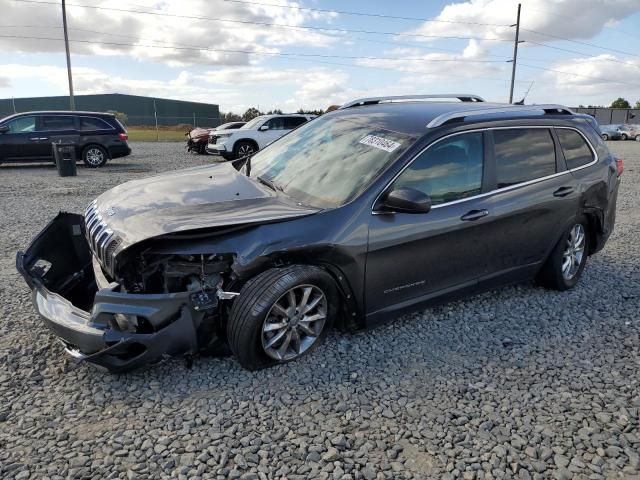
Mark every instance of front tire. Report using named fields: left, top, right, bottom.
left=537, top=218, right=590, bottom=291
left=635, top=135, right=640, bottom=142
left=227, top=266, right=338, bottom=370
left=233, top=141, right=256, bottom=160
left=82, top=145, right=108, bottom=167
left=621, top=134, right=628, bottom=141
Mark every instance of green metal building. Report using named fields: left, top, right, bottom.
left=0, top=93, right=220, bottom=127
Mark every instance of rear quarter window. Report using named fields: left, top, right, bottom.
left=80, top=117, right=113, bottom=130
left=493, top=128, right=556, bottom=188
left=556, top=129, right=594, bottom=170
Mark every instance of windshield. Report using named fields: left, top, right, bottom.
left=241, top=117, right=265, bottom=129
left=246, top=112, right=418, bottom=208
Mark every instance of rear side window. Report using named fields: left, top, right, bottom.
left=40, top=115, right=74, bottom=131
left=284, top=117, right=307, bottom=129
left=266, top=117, right=286, bottom=130
left=494, top=129, right=556, bottom=188
left=556, top=129, right=594, bottom=169
left=80, top=116, right=112, bottom=130
left=393, top=132, right=483, bottom=206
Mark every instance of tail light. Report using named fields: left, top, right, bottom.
left=615, top=157, right=624, bottom=176
left=118, top=132, right=128, bottom=141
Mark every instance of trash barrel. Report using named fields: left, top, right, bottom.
left=52, top=142, right=77, bottom=177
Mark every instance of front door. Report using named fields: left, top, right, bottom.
left=0, top=115, right=42, bottom=160
left=366, top=131, right=491, bottom=319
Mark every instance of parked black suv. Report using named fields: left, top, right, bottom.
left=16, top=95, right=621, bottom=372
left=0, top=111, right=131, bottom=167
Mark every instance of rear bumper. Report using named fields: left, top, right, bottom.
left=108, top=144, right=132, bottom=159
left=16, top=213, right=200, bottom=372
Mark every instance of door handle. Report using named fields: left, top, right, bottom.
left=461, top=209, right=489, bottom=221
left=29, top=137, right=40, bottom=141
left=39, top=137, right=49, bottom=141
left=553, top=186, right=574, bottom=197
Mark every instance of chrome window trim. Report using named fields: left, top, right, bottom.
left=371, top=125, right=598, bottom=215
left=554, top=126, right=598, bottom=172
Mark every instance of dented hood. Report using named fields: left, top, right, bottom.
left=93, top=163, right=319, bottom=247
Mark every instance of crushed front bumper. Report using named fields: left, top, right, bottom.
left=16, top=212, right=201, bottom=372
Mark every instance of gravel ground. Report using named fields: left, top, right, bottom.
left=0, top=141, right=638, bottom=480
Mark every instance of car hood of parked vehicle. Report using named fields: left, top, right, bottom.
left=93, top=163, right=320, bottom=247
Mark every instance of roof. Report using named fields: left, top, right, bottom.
left=331, top=100, right=575, bottom=135
left=1, top=110, right=115, bottom=122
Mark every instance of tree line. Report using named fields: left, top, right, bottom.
left=578, top=98, right=640, bottom=109
left=220, top=106, right=338, bottom=123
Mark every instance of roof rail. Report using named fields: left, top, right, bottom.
left=426, top=104, right=574, bottom=128
left=340, top=94, right=485, bottom=109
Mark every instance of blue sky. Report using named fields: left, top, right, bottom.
left=1, top=0, right=639, bottom=113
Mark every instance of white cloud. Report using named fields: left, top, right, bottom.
left=406, top=0, right=640, bottom=46
left=0, top=0, right=339, bottom=66
left=541, top=55, right=640, bottom=97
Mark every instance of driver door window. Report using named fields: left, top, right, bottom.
left=393, top=132, right=484, bottom=205
left=6, top=116, right=36, bottom=133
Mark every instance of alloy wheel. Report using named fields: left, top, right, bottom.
left=238, top=144, right=254, bottom=157
left=86, top=148, right=104, bottom=166
left=562, top=224, right=585, bottom=280
left=261, top=284, right=327, bottom=361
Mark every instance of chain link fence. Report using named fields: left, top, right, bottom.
left=573, top=107, right=639, bottom=125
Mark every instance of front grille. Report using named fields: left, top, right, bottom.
left=84, top=201, right=121, bottom=274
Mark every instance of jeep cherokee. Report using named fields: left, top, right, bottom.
left=17, top=94, right=621, bottom=372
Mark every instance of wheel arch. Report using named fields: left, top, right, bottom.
left=232, top=138, right=259, bottom=152
left=230, top=254, right=361, bottom=331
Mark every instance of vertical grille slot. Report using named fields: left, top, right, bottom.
left=84, top=201, right=120, bottom=276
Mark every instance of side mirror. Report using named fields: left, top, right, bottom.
left=0, top=125, right=9, bottom=134
left=258, top=125, right=269, bottom=131
left=379, top=187, right=431, bottom=214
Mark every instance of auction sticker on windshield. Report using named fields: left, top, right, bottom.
left=359, top=134, right=401, bottom=153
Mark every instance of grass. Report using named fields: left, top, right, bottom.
left=127, top=128, right=189, bottom=142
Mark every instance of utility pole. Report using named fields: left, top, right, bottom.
left=62, top=0, right=75, bottom=110
left=508, top=3, right=521, bottom=104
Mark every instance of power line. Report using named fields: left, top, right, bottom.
left=220, top=0, right=510, bottom=27
left=518, top=63, right=640, bottom=88
left=0, top=34, right=509, bottom=63
left=10, top=0, right=513, bottom=42
left=0, top=25, right=516, bottom=62
left=0, top=33, right=530, bottom=85
left=521, top=28, right=640, bottom=58
left=523, top=39, right=640, bottom=70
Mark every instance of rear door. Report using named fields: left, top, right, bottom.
left=0, top=115, right=40, bottom=160
left=479, top=127, right=580, bottom=286
left=38, top=115, right=80, bottom=158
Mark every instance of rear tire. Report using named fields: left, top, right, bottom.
left=636, top=135, right=640, bottom=142
left=227, top=265, right=338, bottom=370
left=82, top=145, right=108, bottom=167
left=601, top=134, right=609, bottom=141
left=621, top=134, right=628, bottom=141
left=537, top=217, right=590, bottom=291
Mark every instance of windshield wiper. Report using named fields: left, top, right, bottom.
left=256, top=175, right=282, bottom=192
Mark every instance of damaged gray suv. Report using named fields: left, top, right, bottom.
left=17, top=94, right=622, bottom=372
